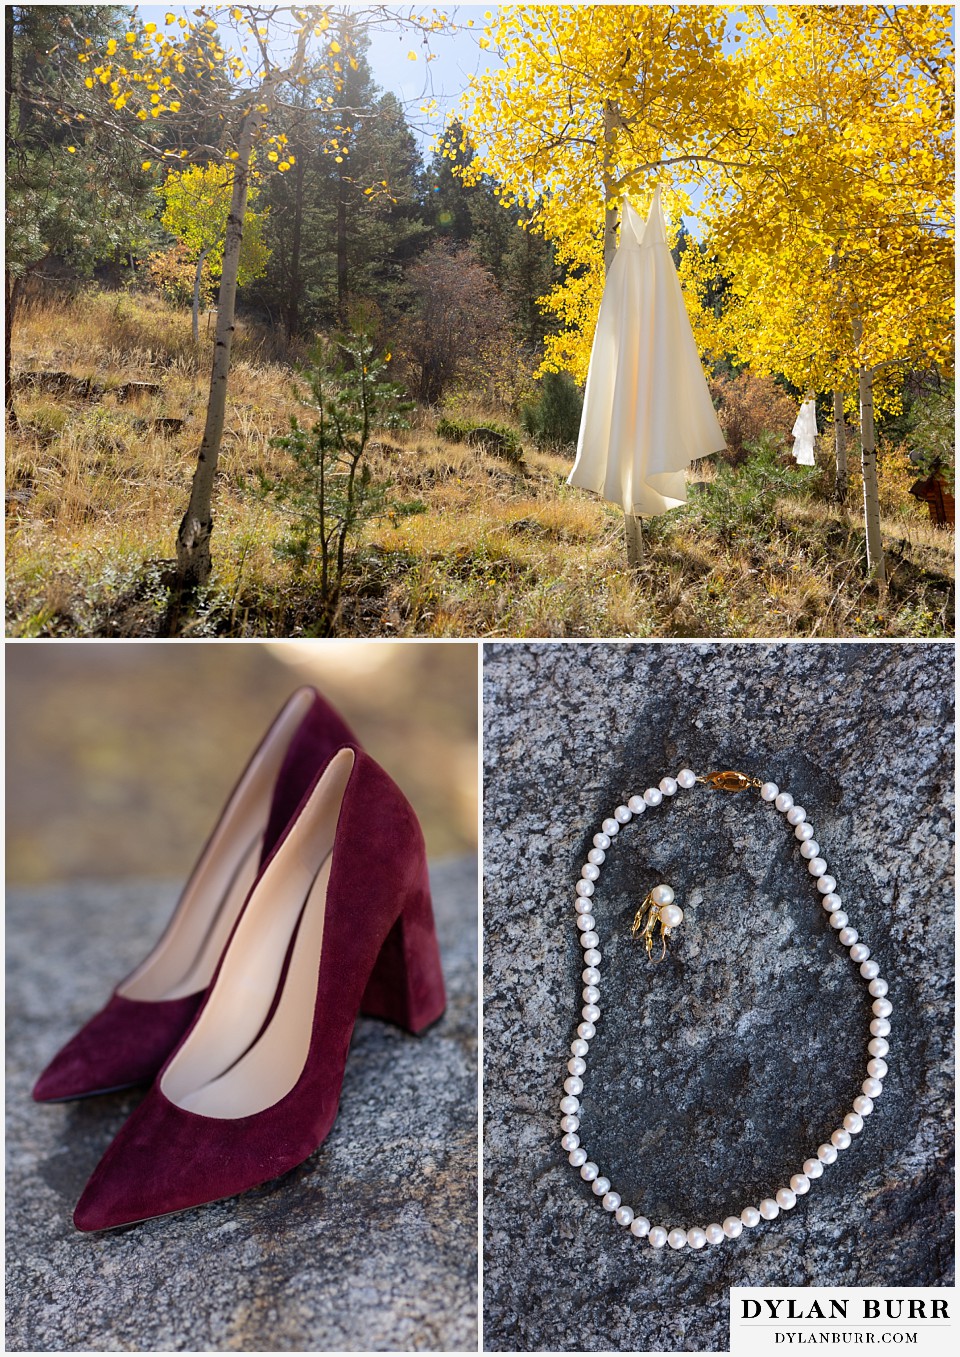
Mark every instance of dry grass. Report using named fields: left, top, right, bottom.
left=6, top=288, right=954, bottom=638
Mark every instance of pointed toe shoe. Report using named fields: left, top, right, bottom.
left=34, top=687, right=359, bottom=1102
left=73, top=747, right=445, bottom=1230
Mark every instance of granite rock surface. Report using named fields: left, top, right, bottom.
left=6, top=858, right=478, bottom=1353
left=482, top=643, right=953, bottom=1353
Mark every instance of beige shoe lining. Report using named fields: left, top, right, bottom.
left=120, top=688, right=316, bottom=1003
left=161, top=748, right=355, bottom=1119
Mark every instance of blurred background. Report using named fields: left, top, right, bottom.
left=6, top=640, right=477, bottom=885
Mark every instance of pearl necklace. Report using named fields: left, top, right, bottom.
left=560, top=769, right=891, bottom=1251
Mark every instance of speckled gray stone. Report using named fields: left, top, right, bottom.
left=482, top=643, right=953, bottom=1353
left=6, top=858, right=478, bottom=1353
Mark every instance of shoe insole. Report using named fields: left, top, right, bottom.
left=161, top=748, right=354, bottom=1120
left=161, top=833, right=262, bottom=1001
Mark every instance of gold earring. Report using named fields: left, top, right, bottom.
left=632, top=884, right=684, bottom=962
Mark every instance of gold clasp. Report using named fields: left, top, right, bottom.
left=696, top=770, right=762, bottom=793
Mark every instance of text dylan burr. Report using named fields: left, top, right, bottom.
left=741, top=1299, right=950, bottom=1321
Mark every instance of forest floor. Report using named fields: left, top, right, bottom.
left=6, top=289, right=954, bottom=638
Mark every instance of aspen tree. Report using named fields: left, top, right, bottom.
left=158, top=162, right=270, bottom=343
left=64, top=6, right=449, bottom=605
left=687, top=5, right=953, bottom=580
left=459, top=5, right=747, bottom=380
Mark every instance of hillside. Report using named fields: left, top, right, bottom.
left=5, top=289, right=954, bottom=639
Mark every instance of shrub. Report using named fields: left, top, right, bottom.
left=521, top=370, right=583, bottom=448
left=686, top=437, right=815, bottom=543
left=847, top=440, right=929, bottom=520
left=263, top=334, right=415, bottom=632
left=708, top=371, right=799, bottom=461
left=147, top=242, right=208, bottom=310
left=398, top=242, right=515, bottom=404
left=436, top=415, right=524, bottom=464
left=907, top=387, right=954, bottom=479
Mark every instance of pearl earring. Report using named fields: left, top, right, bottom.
left=631, top=883, right=684, bottom=962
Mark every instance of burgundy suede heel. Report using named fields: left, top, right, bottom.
left=72, top=747, right=446, bottom=1232
left=360, top=870, right=446, bottom=1035
left=33, top=689, right=359, bottom=1104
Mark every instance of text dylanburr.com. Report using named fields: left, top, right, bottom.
left=729, top=1288, right=955, bottom=1356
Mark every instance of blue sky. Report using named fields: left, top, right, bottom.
left=364, top=6, right=500, bottom=144
left=136, top=4, right=500, bottom=150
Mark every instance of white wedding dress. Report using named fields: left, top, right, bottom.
left=791, top=399, right=818, bottom=466
left=567, top=188, right=726, bottom=515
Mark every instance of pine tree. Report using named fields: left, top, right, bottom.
left=5, top=5, right=156, bottom=421
left=426, top=121, right=559, bottom=351
left=251, top=18, right=427, bottom=338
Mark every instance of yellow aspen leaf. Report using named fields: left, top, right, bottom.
left=142, top=160, right=152, bottom=170
left=329, top=40, right=341, bottom=53
left=279, top=161, right=291, bottom=171
left=84, top=76, right=94, bottom=88
left=67, top=145, right=77, bottom=153
left=106, top=38, right=117, bottom=55
left=407, top=51, right=417, bottom=60
left=267, top=151, right=279, bottom=161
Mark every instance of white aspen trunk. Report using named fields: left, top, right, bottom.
left=852, top=314, right=886, bottom=583
left=858, top=365, right=886, bottom=582
left=832, top=387, right=847, bottom=504
left=174, top=111, right=260, bottom=590
left=192, top=245, right=211, bottom=346
left=602, top=101, right=620, bottom=275
left=602, top=99, right=643, bottom=567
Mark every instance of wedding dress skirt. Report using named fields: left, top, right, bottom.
left=568, top=188, right=726, bottom=516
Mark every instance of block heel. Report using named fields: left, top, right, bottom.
left=361, top=872, right=446, bottom=1035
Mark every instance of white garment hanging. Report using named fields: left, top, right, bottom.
left=791, top=399, right=818, bottom=466
left=567, top=188, right=726, bottom=515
